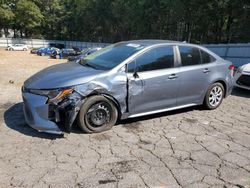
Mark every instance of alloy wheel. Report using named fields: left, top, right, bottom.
left=209, top=86, right=223, bottom=107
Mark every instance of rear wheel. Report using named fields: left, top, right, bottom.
left=41, top=52, right=45, bottom=56
left=204, top=83, right=224, bottom=110
left=77, top=96, right=118, bottom=133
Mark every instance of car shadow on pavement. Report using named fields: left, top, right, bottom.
left=4, top=102, right=63, bottom=140
left=231, top=87, right=250, bottom=98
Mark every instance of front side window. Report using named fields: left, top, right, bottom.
left=135, top=46, right=175, bottom=72
left=179, top=46, right=201, bottom=66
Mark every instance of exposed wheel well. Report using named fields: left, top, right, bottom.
left=86, top=93, right=122, bottom=118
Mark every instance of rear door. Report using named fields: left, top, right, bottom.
left=127, top=45, right=180, bottom=115
left=176, top=46, right=217, bottom=105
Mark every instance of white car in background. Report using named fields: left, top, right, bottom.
left=7, top=44, right=29, bottom=51
left=235, top=63, right=250, bottom=90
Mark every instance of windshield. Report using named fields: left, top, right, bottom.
left=79, top=43, right=145, bottom=70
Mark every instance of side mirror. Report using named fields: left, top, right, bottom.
left=133, top=72, right=139, bottom=78
left=127, top=61, right=139, bottom=78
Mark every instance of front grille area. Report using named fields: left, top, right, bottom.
left=237, top=75, right=250, bottom=87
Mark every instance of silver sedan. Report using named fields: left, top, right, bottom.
left=22, top=40, right=234, bottom=134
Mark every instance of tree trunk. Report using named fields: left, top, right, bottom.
left=13, top=29, right=16, bottom=38
left=226, top=8, right=233, bottom=43
left=3, top=28, right=8, bottom=38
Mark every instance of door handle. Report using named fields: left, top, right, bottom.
left=168, top=74, right=178, bottom=80
left=203, top=68, right=211, bottom=73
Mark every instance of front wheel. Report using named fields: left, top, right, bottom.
left=203, top=83, right=225, bottom=110
left=77, top=96, right=118, bottom=133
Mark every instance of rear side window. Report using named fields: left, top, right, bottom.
left=200, top=50, right=216, bottom=64
left=179, top=46, right=201, bottom=66
left=136, top=46, right=175, bottom=72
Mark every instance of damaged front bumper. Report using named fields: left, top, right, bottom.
left=22, top=91, right=83, bottom=134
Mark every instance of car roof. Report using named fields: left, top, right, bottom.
left=121, top=39, right=210, bottom=49
left=116, top=39, right=222, bottom=62
left=121, top=40, right=216, bottom=53
left=122, top=39, right=180, bottom=46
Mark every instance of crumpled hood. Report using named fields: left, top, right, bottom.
left=24, top=62, right=105, bottom=89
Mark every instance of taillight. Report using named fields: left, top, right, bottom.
left=228, top=65, right=235, bottom=71
left=228, top=65, right=235, bottom=76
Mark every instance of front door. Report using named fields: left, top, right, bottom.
left=127, top=46, right=180, bottom=116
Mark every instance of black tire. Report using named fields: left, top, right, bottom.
left=203, top=82, right=225, bottom=110
left=10, top=48, right=13, bottom=51
left=77, top=95, right=118, bottom=133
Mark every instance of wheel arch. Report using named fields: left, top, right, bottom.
left=85, top=91, right=122, bottom=118
left=212, top=80, right=227, bottom=97
left=202, top=79, right=228, bottom=105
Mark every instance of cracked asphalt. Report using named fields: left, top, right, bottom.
left=0, top=50, right=250, bottom=188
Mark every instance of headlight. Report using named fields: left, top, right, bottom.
left=29, top=88, right=73, bottom=104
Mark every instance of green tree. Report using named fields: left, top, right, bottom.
left=1, top=0, right=250, bottom=43
left=0, top=3, right=14, bottom=37
left=15, top=0, right=43, bottom=37
left=35, top=0, right=66, bottom=39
